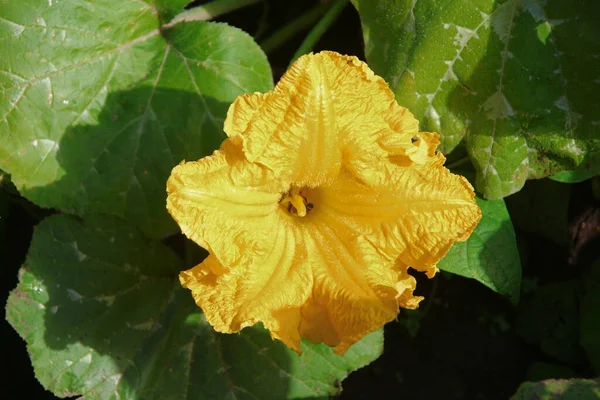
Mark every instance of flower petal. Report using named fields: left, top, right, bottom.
left=298, top=217, right=422, bottom=354
left=224, top=55, right=341, bottom=186
left=223, top=51, right=420, bottom=187
left=166, top=137, right=285, bottom=268
left=179, top=222, right=312, bottom=354
left=318, top=160, right=481, bottom=274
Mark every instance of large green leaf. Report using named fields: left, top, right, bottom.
left=510, top=378, right=600, bottom=400
left=6, top=214, right=383, bottom=399
left=0, top=0, right=273, bottom=238
left=352, top=0, right=600, bottom=199
left=438, top=197, right=521, bottom=304
left=550, top=168, right=600, bottom=184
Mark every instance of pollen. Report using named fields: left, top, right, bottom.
left=280, top=187, right=313, bottom=217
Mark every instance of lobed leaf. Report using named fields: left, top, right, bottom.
left=352, top=0, right=600, bottom=199
left=5, top=214, right=383, bottom=400
left=550, top=169, right=600, bottom=184
left=0, top=0, right=273, bottom=238
left=438, top=197, right=521, bottom=304
left=510, top=378, right=600, bottom=400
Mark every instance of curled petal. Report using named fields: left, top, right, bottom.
left=297, top=217, right=421, bottom=354
left=318, top=163, right=481, bottom=273
left=169, top=51, right=481, bottom=355
left=224, top=56, right=342, bottom=186
left=180, top=223, right=312, bottom=354
left=167, top=137, right=285, bottom=268
left=223, top=52, right=421, bottom=187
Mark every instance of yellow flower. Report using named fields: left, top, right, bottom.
left=167, top=51, right=481, bottom=355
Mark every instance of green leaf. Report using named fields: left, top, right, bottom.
left=510, top=378, right=600, bottom=400
left=517, top=281, right=585, bottom=364
left=438, top=197, right=521, bottom=304
left=6, top=214, right=383, bottom=399
left=550, top=169, right=600, bottom=183
left=581, top=260, right=600, bottom=375
left=352, top=0, right=600, bottom=199
left=0, top=179, right=8, bottom=263
left=154, top=0, right=193, bottom=22
left=0, top=0, right=273, bottom=238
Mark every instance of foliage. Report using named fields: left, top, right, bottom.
left=2, top=0, right=599, bottom=398
left=352, top=0, right=600, bottom=199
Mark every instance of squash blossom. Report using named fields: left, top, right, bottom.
left=167, top=51, right=481, bottom=355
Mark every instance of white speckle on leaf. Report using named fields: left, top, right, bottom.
left=3, top=18, right=25, bottom=36
left=522, top=0, right=544, bottom=22
left=553, top=95, right=582, bottom=128
left=32, top=140, right=39, bottom=147
left=62, top=100, right=69, bottom=105
left=562, top=140, right=585, bottom=157
left=425, top=106, right=441, bottom=130
left=491, top=0, right=517, bottom=43
left=443, top=23, right=450, bottom=29
left=482, top=91, right=514, bottom=119
left=38, top=303, right=45, bottom=309
left=554, top=95, right=570, bottom=111
left=51, top=305, right=59, bottom=314
left=405, top=68, right=415, bottom=79
left=67, top=288, right=83, bottom=302
left=81, top=353, right=92, bottom=364
left=453, top=25, right=479, bottom=48
left=70, top=241, right=87, bottom=261
left=442, top=61, right=458, bottom=81
left=66, top=360, right=73, bottom=366
left=132, top=321, right=153, bottom=331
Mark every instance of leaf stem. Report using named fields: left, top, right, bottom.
left=445, top=156, right=471, bottom=171
left=165, top=0, right=263, bottom=27
left=259, top=2, right=331, bottom=54
left=288, top=0, right=349, bottom=66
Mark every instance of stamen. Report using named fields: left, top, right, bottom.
left=280, top=187, right=313, bottom=217
left=289, top=194, right=307, bottom=217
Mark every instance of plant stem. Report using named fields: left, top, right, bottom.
left=260, top=2, right=330, bottom=54
left=289, top=0, right=349, bottom=66
left=165, top=0, right=263, bottom=27
left=446, top=156, right=471, bottom=171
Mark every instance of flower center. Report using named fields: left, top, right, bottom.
left=280, top=187, right=314, bottom=217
